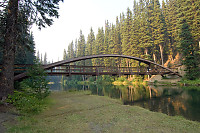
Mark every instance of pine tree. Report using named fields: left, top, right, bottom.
left=68, top=41, right=74, bottom=59
left=86, top=28, right=95, bottom=66
left=192, top=0, right=200, bottom=47
left=148, top=0, right=166, bottom=65
left=43, top=52, right=47, bottom=64
left=166, top=0, right=179, bottom=59
left=121, top=8, right=133, bottom=67
left=74, top=39, right=78, bottom=58
left=77, top=30, right=86, bottom=65
left=114, top=17, right=122, bottom=66
left=104, top=20, right=110, bottom=66
left=25, top=33, right=36, bottom=64
left=94, top=27, right=105, bottom=66
left=179, top=19, right=199, bottom=80
left=40, top=53, right=43, bottom=64
left=63, top=49, right=67, bottom=60
left=138, top=0, right=152, bottom=60
left=36, top=51, right=40, bottom=61
left=0, top=0, right=63, bottom=99
left=177, top=0, right=199, bottom=52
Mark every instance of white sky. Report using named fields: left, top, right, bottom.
left=32, top=0, right=134, bottom=62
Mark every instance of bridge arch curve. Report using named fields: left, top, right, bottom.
left=44, top=54, right=174, bottom=73
left=14, top=54, right=180, bottom=81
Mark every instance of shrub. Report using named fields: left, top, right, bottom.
left=7, top=91, right=44, bottom=115
left=20, top=62, right=50, bottom=99
left=7, top=61, right=50, bottom=115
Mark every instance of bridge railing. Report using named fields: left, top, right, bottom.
left=0, top=64, right=34, bottom=73
left=0, top=64, right=179, bottom=76
left=45, top=65, right=172, bottom=75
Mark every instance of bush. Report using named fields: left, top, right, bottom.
left=20, top=62, right=50, bottom=99
left=7, top=91, right=45, bottom=115
left=117, top=76, right=126, bottom=82
left=7, top=61, right=50, bottom=115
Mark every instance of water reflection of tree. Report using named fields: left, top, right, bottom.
left=48, top=77, right=200, bottom=121
left=90, top=84, right=120, bottom=99
left=184, top=89, right=200, bottom=121
left=133, top=86, right=185, bottom=116
left=116, top=84, right=151, bottom=104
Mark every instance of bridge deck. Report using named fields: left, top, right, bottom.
left=45, top=65, right=176, bottom=76
left=0, top=64, right=178, bottom=81
left=1, top=54, right=181, bottom=81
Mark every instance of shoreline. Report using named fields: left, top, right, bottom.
left=5, top=91, right=200, bottom=132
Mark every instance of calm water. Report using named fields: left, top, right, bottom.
left=49, top=82, right=200, bottom=122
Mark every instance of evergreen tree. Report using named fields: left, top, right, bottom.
left=68, top=41, right=75, bottom=59
left=86, top=28, right=95, bottom=66
left=43, top=52, right=47, bottom=65
left=148, top=0, right=166, bottom=65
left=131, top=1, right=142, bottom=66
left=138, top=0, right=152, bottom=60
left=25, top=33, right=36, bottom=64
left=176, top=0, right=200, bottom=54
left=166, top=0, right=179, bottom=59
left=40, top=53, right=43, bottom=64
left=0, top=0, right=63, bottom=99
left=114, top=17, right=122, bottom=66
left=77, top=30, right=86, bottom=65
left=63, top=49, right=67, bottom=60
left=192, top=0, right=200, bottom=48
left=94, top=27, right=105, bottom=66
left=179, top=19, right=199, bottom=80
left=121, top=8, right=133, bottom=67
left=74, top=39, right=78, bottom=58
left=108, top=24, right=116, bottom=66
left=108, top=18, right=122, bottom=67
left=104, top=20, right=110, bottom=66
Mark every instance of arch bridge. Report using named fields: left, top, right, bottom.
left=9, top=54, right=181, bottom=81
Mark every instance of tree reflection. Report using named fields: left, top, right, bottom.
left=48, top=79, right=200, bottom=122
left=88, top=83, right=200, bottom=122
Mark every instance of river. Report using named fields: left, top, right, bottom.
left=49, top=80, right=200, bottom=122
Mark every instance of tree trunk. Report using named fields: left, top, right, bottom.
left=159, top=44, right=164, bottom=66
left=0, top=0, right=19, bottom=100
left=153, top=53, right=156, bottom=63
left=144, top=48, right=148, bottom=56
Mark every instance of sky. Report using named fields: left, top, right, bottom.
left=32, top=0, right=134, bottom=62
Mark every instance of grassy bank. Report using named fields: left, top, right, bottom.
left=6, top=91, right=200, bottom=133
left=180, top=79, right=200, bottom=86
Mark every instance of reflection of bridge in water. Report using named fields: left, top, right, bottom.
left=0, top=54, right=181, bottom=81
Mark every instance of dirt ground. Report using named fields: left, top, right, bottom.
left=0, top=105, right=18, bottom=133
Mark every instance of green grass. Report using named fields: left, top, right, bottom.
left=180, top=79, right=200, bottom=86
left=6, top=91, right=200, bottom=133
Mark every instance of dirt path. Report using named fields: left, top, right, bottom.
left=6, top=91, right=200, bottom=133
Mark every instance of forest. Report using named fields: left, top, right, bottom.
left=58, top=0, right=200, bottom=75
left=0, top=0, right=200, bottom=99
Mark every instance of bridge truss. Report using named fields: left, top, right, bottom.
left=0, top=54, right=181, bottom=81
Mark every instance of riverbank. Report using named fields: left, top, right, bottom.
left=5, top=91, right=200, bottom=133
left=148, top=75, right=200, bottom=86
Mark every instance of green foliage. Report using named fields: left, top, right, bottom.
left=117, top=76, right=127, bottom=82
left=20, top=62, right=50, bottom=99
left=102, top=75, right=114, bottom=82
left=180, top=78, right=200, bottom=86
left=179, top=20, right=200, bottom=80
left=7, top=91, right=46, bottom=115
left=62, top=0, right=200, bottom=83
left=154, top=80, right=158, bottom=84
left=7, top=61, right=50, bottom=115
